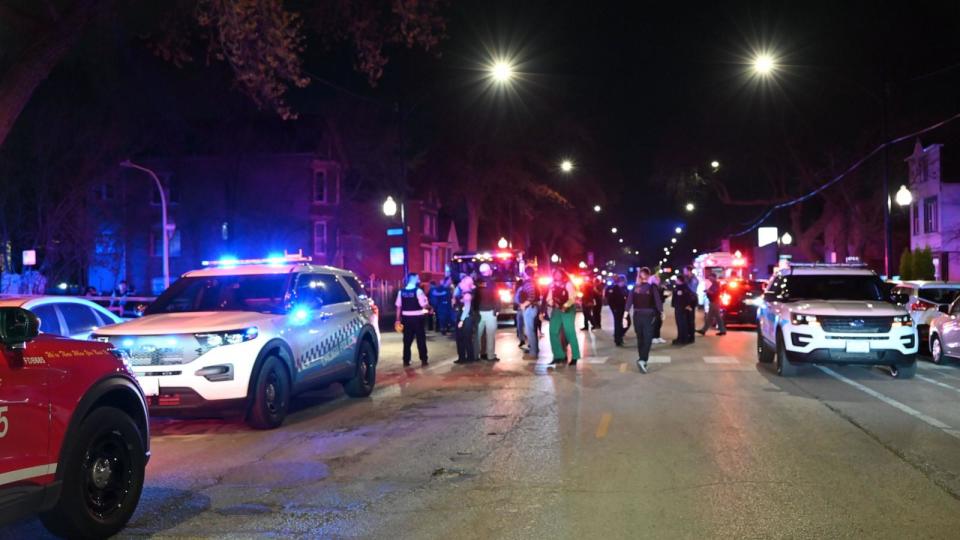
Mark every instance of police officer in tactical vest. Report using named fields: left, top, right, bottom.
left=395, top=273, right=430, bottom=367
left=626, top=267, right=663, bottom=373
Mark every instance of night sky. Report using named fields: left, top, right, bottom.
left=362, top=0, right=960, bottom=258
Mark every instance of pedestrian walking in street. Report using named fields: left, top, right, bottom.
left=543, top=269, right=581, bottom=366
left=395, top=273, right=430, bottom=367
left=627, top=267, right=663, bottom=373
left=682, top=265, right=699, bottom=341
left=429, top=279, right=453, bottom=335
left=580, top=276, right=597, bottom=331
left=454, top=275, right=479, bottom=363
left=605, top=274, right=629, bottom=346
left=591, top=279, right=604, bottom=330
left=649, top=273, right=667, bottom=344
left=697, top=274, right=727, bottom=336
left=516, top=266, right=541, bottom=360
left=671, top=274, right=697, bottom=345
left=475, top=263, right=500, bottom=361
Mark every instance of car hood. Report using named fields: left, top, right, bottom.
left=789, top=300, right=905, bottom=317
left=94, top=311, right=277, bottom=335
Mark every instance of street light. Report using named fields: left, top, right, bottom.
left=383, top=195, right=408, bottom=275
left=611, top=227, right=618, bottom=234
left=753, top=54, right=776, bottom=76
left=497, top=237, right=509, bottom=249
left=593, top=204, right=601, bottom=213
left=120, top=160, right=171, bottom=290
left=490, top=61, right=515, bottom=83
left=550, top=253, right=560, bottom=263
left=692, top=248, right=698, bottom=254
left=895, top=185, right=913, bottom=207
left=618, top=238, right=624, bottom=244
left=780, top=232, right=793, bottom=245
left=670, top=238, right=677, bottom=244
left=675, top=226, right=683, bottom=234
left=710, top=160, right=720, bottom=170
left=685, top=202, right=695, bottom=212
left=560, top=159, right=575, bottom=173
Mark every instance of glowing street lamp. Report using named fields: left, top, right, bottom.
left=497, top=237, right=509, bottom=249
left=578, top=261, right=587, bottom=269
left=675, top=226, right=683, bottom=234
left=490, top=61, right=515, bottom=83
left=895, top=185, right=913, bottom=207
left=710, top=160, right=720, bottom=170
left=670, top=238, right=677, bottom=244
left=550, top=253, right=560, bottom=263
left=618, top=238, right=624, bottom=244
left=593, top=204, right=602, bottom=213
left=383, top=196, right=398, bottom=217
left=560, top=159, right=575, bottom=173
left=611, top=227, right=618, bottom=234
left=753, top=54, right=776, bottom=76
left=685, top=202, right=695, bottom=212
left=780, top=232, right=793, bottom=245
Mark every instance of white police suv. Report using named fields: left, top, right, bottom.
left=757, top=263, right=918, bottom=378
left=92, top=255, right=380, bottom=429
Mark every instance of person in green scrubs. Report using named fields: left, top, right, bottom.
left=542, top=268, right=580, bottom=366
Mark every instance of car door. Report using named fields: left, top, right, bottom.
left=55, top=302, right=103, bottom=340
left=0, top=343, right=51, bottom=489
left=313, top=274, right=357, bottom=373
left=759, top=276, right=781, bottom=343
left=289, top=273, right=355, bottom=382
left=942, top=300, right=960, bottom=355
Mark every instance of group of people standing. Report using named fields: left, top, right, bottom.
left=395, top=263, right=727, bottom=373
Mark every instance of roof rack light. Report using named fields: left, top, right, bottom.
left=202, top=250, right=312, bottom=267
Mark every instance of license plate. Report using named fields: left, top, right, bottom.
left=136, top=375, right=160, bottom=396
left=845, top=341, right=870, bottom=354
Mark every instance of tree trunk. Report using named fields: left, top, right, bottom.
left=466, top=198, right=480, bottom=251
left=0, top=0, right=102, bottom=149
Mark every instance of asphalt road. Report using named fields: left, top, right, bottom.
left=6, top=309, right=960, bottom=539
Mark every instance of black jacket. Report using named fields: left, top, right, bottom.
left=605, top=284, right=628, bottom=310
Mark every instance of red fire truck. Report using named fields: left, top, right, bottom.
left=0, top=307, right=149, bottom=539
left=449, top=250, right=525, bottom=320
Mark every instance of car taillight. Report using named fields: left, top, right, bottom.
left=498, top=288, right=513, bottom=303
left=910, top=300, right=936, bottom=312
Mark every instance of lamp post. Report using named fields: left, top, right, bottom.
left=120, top=160, right=170, bottom=290
left=383, top=195, right=408, bottom=276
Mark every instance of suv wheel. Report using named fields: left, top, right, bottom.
left=775, top=333, right=798, bottom=377
left=930, top=335, right=945, bottom=365
left=757, top=327, right=774, bottom=364
left=344, top=340, right=377, bottom=398
left=890, top=362, right=917, bottom=379
left=41, top=406, right=146, bottom=540
left=247, top=355, right=291, bottom=429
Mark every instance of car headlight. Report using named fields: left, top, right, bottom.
left=790, top=313, right=818, bottom=325
left=892, top=314, right=913, bottom=327
left=195, top=327, right=259, bottom=352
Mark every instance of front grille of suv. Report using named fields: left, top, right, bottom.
left=819, top=316, right=892, bottom=334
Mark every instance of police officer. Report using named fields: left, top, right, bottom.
left=395, top=273, right=430, bottom=367
left=429, top=278, right=453, bottom=335
left=627, top=267, right=663, bottom=373
left=454, top=275, right=479, bottom=363
left=475, top=263, right=500, bottom=361
left=671, top=274, right=697, bottom=345
left=605, top=274, right=629, bottom=346
left=697, top=274, right=727, bottom=336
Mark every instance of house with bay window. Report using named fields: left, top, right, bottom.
left=905, top=140, right=960, bottom=280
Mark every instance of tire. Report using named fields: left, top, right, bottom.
left=930, top=335, right=946, bottom=365
left=344, top=339, right=377, bottom=398
left=757, top=327, right=774, bottom=364
left=891, top=361, right=917, bottom=379
left=41, top=406, right=146, bottom=540
left=775, top=333, right=798, bottom=377
left=247, top=355, right=291, bottom=429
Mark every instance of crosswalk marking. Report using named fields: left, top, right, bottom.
left=704, top=356, right=739, bottom=364
left=648, top=356, right=671, bottom=364
left=586, top=356, right=609, bottom=364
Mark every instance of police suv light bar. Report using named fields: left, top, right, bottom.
left=202, top=250, right=312, bottom=267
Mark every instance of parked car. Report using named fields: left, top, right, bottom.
left=757, top=263, right=918, bottom=378
left=0, top=295, right=124, bottom=340
left=889, top=281, right=960, bottom=349
left=926, top=296, right=960, bottom=364
left=0, top=306, right=149, bottom=538
left=92, top=254, right=380, bottom=429
left=719, top=278, right=766, bottom=326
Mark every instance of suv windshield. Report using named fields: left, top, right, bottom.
left=145, top=274, right=290, bottom=315
left=776, top=274, right=885, bottom=302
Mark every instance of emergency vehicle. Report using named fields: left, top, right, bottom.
left=0, top=306, right=149, bottom=538
left=449, top=250, right=524, bottom=319
left=91, top=254, right=380, bottom=429
left=693, top=250, right=749, bottom=305
left=757, top=263, right=918, bottom=378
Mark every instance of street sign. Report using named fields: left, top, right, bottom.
left=22, top=250, right=36, bottom=267
left=386, top=228, right=404, bottom=236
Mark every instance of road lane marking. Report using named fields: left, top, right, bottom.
left=595, top=412, right=612, bottom=439
left=648, top=356, right=671, bottom=364
left=586, top=356, right=609, bottom=364
left=817, top=366, right=960, bottom=441
left=619, top=363, right=628, bottom=373
left=917, top=375, right=960, bottom=395
left=704, top=356, right=738, bottom=364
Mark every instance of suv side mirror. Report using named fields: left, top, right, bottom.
left=0, top=307, right=40, bottom=349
